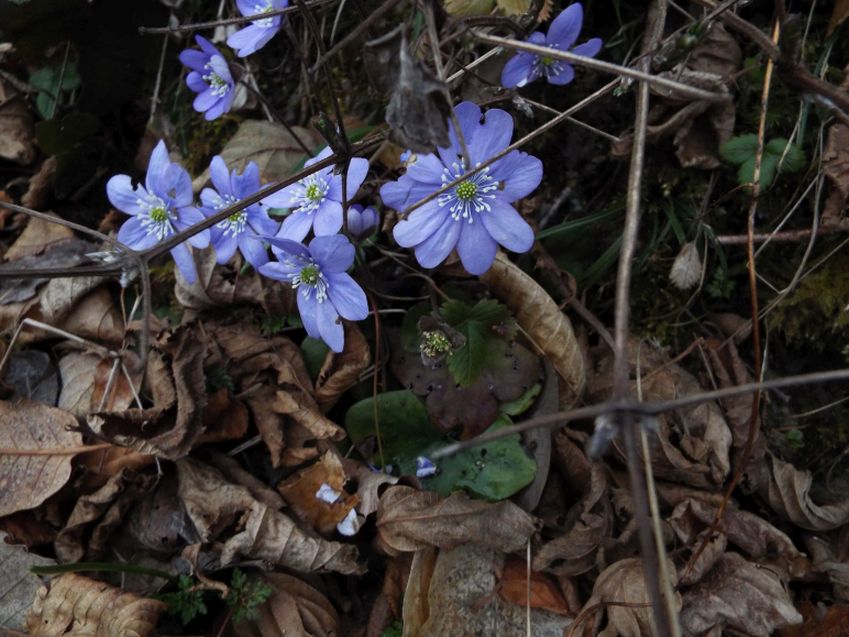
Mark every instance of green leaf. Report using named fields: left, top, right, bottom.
left=499, top=383, right=541, bottom=417
left=29, top=64, right=81, bottom=119
left=345, top=390, right=441, bottom=473
left=447, top=320, right=490, bottom=387
left=738, top=154, right=779, bottom=189
left=300, top=337, right=330, bottom=380
left=424, top=415, right=537, bottom=501
left=720, top=134, right=759, bottom=165
left=765, top=138, right=805, bottom=173
left=442, top=298, right=510, bottom=326
left=400, top=302, right=431, bottom=352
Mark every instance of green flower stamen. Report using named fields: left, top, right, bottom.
left=420, top=330, right=453, bottom=359
left=300, top=265, right=320, bottom=285
left=455, top=180, right=478, bottom=201
left=149, top=207, right=169, bottom=223
left=305, top=183, right=322, bottom=201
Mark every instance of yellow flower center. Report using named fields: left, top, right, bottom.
left=149, top=207, right=169, bottom=223
left=455, top=180, right=478, bottom=201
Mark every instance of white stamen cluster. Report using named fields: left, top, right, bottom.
left=252, top=1, right=275, bottom=27
left=137, top=193, right=175, bottom=240
left=212, top=193, right=247, bottom=237
left=535, top=44, right=565, bottom=80
left=202, top=61, right=230, bottom=97
left=285, top=257, right=330, bottom=303
left=293, top=173, right=330, bottom=214
left=437, top=160, right=499, bottom=223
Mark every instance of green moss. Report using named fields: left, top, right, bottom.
left=768, top=252, right=849, bottom=348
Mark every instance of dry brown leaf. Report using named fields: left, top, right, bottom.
left=352, top=462, right=398, bottom=517
left=498, top=555, right=572, bottom=616
left=0, top=238, right=97, bottom=306
left=197, top=388, right=249, bottom=445
left=208, top=451, right=285, bottom=510
left=584, top=557, right=681, bottom=637
left=88, top=324, right=207, bottom=459
left=4, top=214, right=74, bottom=261
left=115, top=476, right=187, bottom=558
left=77, top=446, right=154, bottom=489
left=177, top=458, right=363, bottom=574
left=314, top=323, right=370, bottom=411
left=822, top=67, right=849, bottom=225
left=588, top=340, right=732, bottom=489
left=192, top=120, right=319, bottom=188
left=777, top=601, right=849, bottom=637
left=24, top=573, right=165, bottom=637
left=21, top=156, right=57, bottom=210
left=752, top=453, right=849, bottom=532
left=680, top=552, right=802, bottom=636
left=0, top=531, right=56, bottom=630
left=828, top=0, right=849, bottom=35
left=58, top=351, right=137, bottom=417
left=481, top=252, right=585, bottom=408
left=225, top=573, right=339, bottom=637
left=376, top=485, right=537, bottom=556
left=1, top=349, right=58, bottom=404
left=405, top=544, right=573, bottom=636
left=277, top=451, right=358, bottom=536
left=366, top=554, right=410, bottom=637
left=0, top=79, right=36, bottom=166
left=54, top=468, right=154, bottom=563
left=0, top=400, right=83, bottom=517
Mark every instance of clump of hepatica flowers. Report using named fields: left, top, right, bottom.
left=261, top=146, right=370, bottom=242
left=501, top=3, right=602, bottom=89
left=199, top=156, right=279, bottom=269
left=227, top=0, right=288, bottom=57
left=259, top=234, right=368, bottom=353
left=107, top=140, right=209, bottom=284
left=178, top=35, right=235, bottom=121
left=380, top=101, right=542, bottom=276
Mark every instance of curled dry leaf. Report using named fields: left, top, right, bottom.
left=583, top=557, right=681, bottom=637
left=777, top=601, right=849, bottom=637
left=404, top=544, right=573, bottom=637
left=0, top=531, right=56, bottom=630
left=351, top=462, right=398, bottom=517
left=0, top=78, right=36, bottom=165
left=88, top=324, right=207, bottom=459
left=25, top=573, right=165, bottom=637
left=680, top=552, right=802, bottom=636
left=481, top=252, right=585, bottom=408
left=751, top=453, right=849, bottom=532
left=225, top=573, right=339, bottom=637
left=58, top=351, right=138, bottom=417
left=277, top=450, right=359, bottom=536
left=177, top=458, right=363, bottom=575
left=4, top=214, right=73, bottom=261
left=314, top=323, right=370, bottom=411
left=0, top=400, right=82, bottom=517
left=208, top=451, right=285, bottom=510
left=54, top=468, right=154, bottom=563
left=208, top=322, right=344, bottom=467
left=498, top=554, right=572, bottom=616
left=588, top=340, right=732, bottom=489
left=376, top=485, right=537, bottom=556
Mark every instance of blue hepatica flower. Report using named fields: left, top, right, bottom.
left=347, top=204, right=379, bottom=237
left=501, top=3, right=602, bottom=89
left=107, top=140, right=209, bottom=284
left=178, top=35, right=235, bottom=121
left=380, top=101, right=542, bottom=276
left=259, top=234, right=368, bottom=352
left=416, top=456, right=437, bottom=479
left=262, top=146, right=370, bottom=242
left=227, top=0, right=288, bottom=57
left=199, top=156, right=279, bottom=269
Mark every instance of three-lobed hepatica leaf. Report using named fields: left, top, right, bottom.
left=720, top=134, right=805, bottom=189
left=345, top=389, right=537, bottom=501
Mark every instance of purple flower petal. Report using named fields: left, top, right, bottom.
left=413, top=219, right=461, bottom=268
left=185, top=71, right=207, bottom=93
left=491, top=151, right=543, bottom=202
left=327, top=157, right=369, bottom=203
left=501, top=53, right=537, bottom=89
left=195, top=34, right=220, bottom=58
left=309, top=234, right=354, bottom=272
left=313, top=200, right=344, bottom=236
left=469, top=108, right=513, bottom=166
left=327, top=272, right=368, bottom=320
left=193, top=88, right=220, bottom=114
left=480, top=199, right=534, bottom=253
left=233, top=162, right=260, bottom=198
left=439, top=101, right=482, bottom=167
left=238, top=233, right=269, bottom=268
left=117, top=216, right=159, bottom=251
left=259, top=259, right=299, bottom=280
left=162, top=163, right=194, bottom=208
left=405, top=153, right=445, bottom=184
left=145, top=140, right=171, bottom=196
left=547, top=3, right=583, bottom=49
left=208, top=55, right=233, bottom=83
left=261, top=182, right=302, bottom=209
left=297, top=290, right=323, bottom=340
left=265, top=234, right=311, bottom=260
left=279, top=209, right=315, bottom=241
left=392, top=200, right=450, bottom=248
left=227, top=23, right=277, bottom=57
left=247, top=209, right=280, bottom=236
left=179, top=50, right=208, bottom=73
left=317, top=299, right=344, bottom=353
left=571, top=37, right=602, bottom=58
left=380, top=175, right=438, bottom=212
left=457, top=218, right=498, bottom=275
left=171, top=242, right=198, bottom=284
left=174, top=206, right=210, bottom=248
left=106, top=175, right=146, bottom=216
left=236, top=0, right=256, bottom=14
left=214, top=233, right=239, bottom=263
left=546, top=64, right=575, bottom=85
left=209, top=156, right=231, bottom=195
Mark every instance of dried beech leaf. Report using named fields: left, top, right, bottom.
left=24, top=573, right=165, bottom=637
left=54, top=468, right=154, bottom=563
left=21, top=156, right=57, bottom=210
left=58, top=351, right=137, bottom=417
left=197, top=389, right=249, bottom=445
left=680, top=552, right=802, bottom=636
left=352, top=462, right=398, bottom=517
left=754, top=453, right=849, bottom=532
left=277, top=451, right=358, bottom=536
left=376, top=485, right=536, bottom=556
left=407, top=544, right=573, bottom=636
left=0, top=400, right=83, bottom=517
left=208, top=451, right=285, bottom=510
left=225, top=573, right=339, bottom=637
left=314, top=323, right=370, bottom=411
left=0, top=239, right=96, bottom=306
left=177, top=458, right=363, bottom=574
left=481, top=252, right=585, bottom=408
left=584, top=558, right=681, bottom=637
left=5, top=214, right=74, bottom=261
left=0, top=531, right=56, bottom=630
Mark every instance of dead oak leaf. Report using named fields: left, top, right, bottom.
left=314, top=322, right=370, bottom=411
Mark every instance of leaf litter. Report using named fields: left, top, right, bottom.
left=1, top=1, right=849, bottom=635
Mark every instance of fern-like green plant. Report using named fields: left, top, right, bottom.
left=226, top=568, right=273, bottom=624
